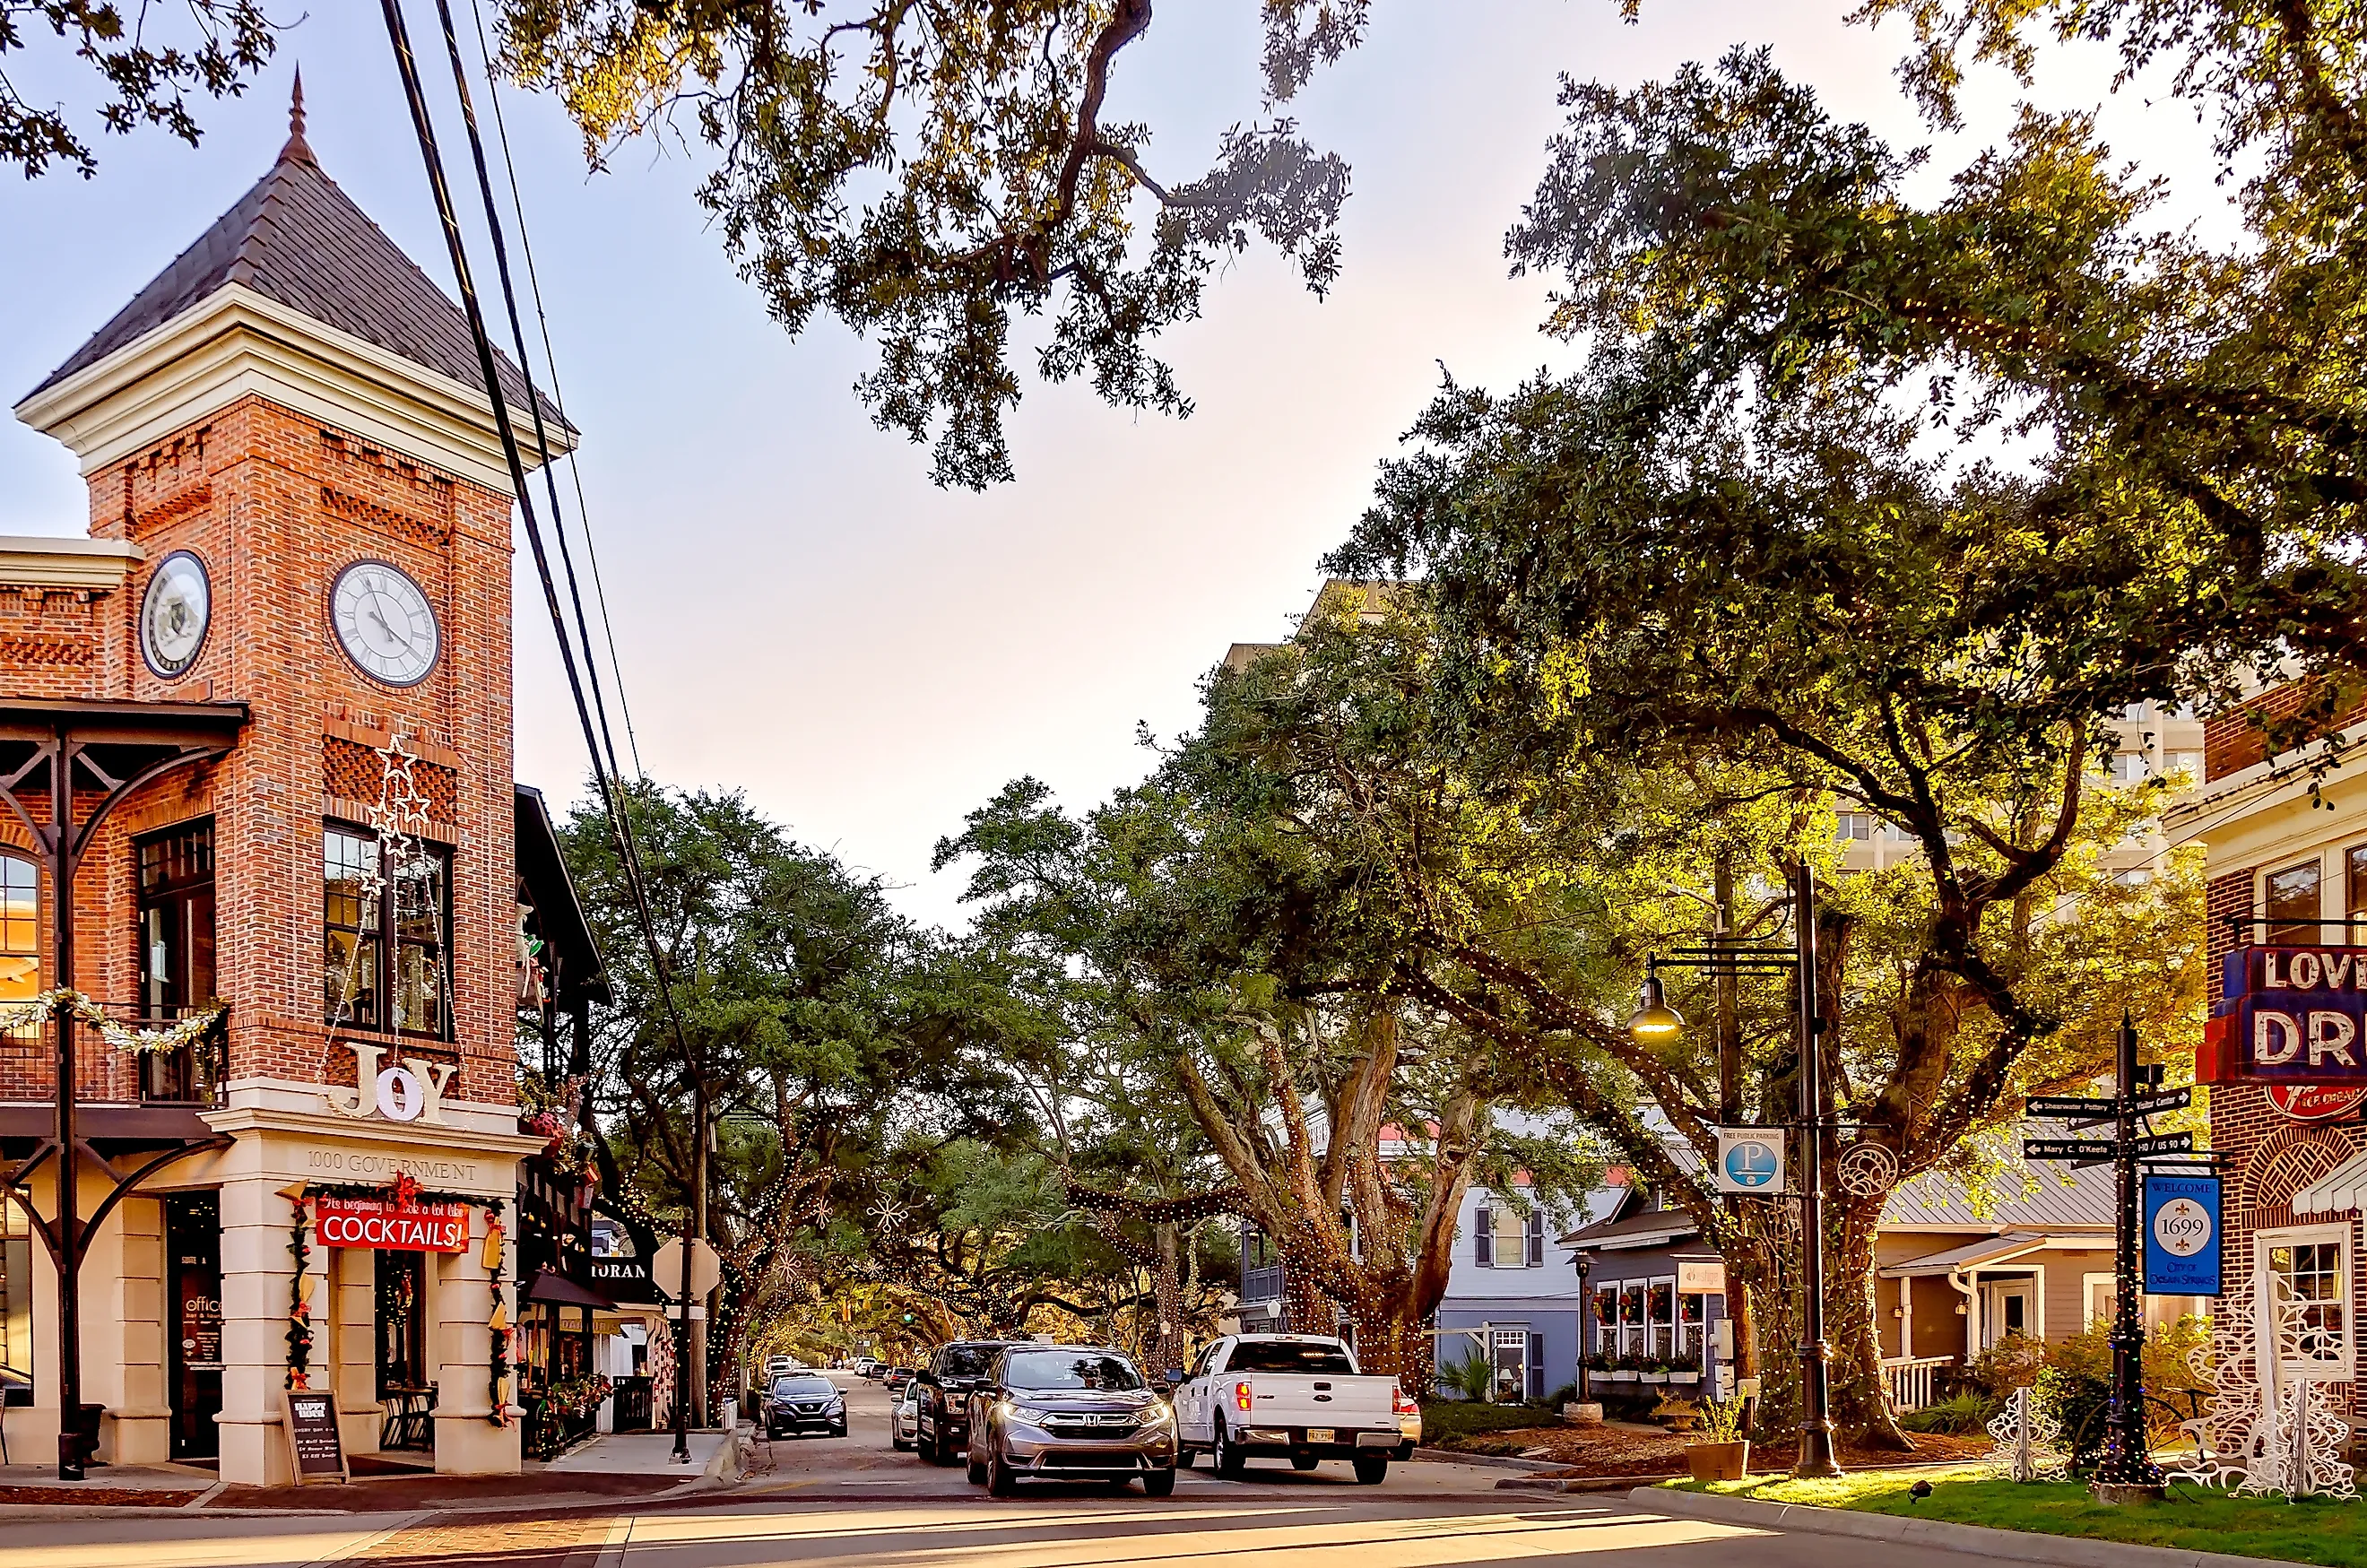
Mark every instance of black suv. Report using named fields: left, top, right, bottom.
left=911, top=1339, right=1016, bottom=1465
left=763, top=1372, right=847, bottom=1439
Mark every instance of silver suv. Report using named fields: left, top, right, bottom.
left=966, top=1344, right=1177, bottom=1495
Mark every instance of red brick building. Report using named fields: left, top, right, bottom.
left=0, top=93, right=594, bottom=1482
left=2169, top=695, right=2367, bottom=1403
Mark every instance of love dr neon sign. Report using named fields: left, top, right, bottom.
left=2202, top=946, right=2367, bottom=1083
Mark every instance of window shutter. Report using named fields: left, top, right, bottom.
left=1527, top=1209, right=1546, bottom=1267
left=1474, top=1208, right=1494, bottom=1267
left=1529, top=1334, right=1545, bottom=1399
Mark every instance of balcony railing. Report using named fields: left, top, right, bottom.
left=0, top=1001, right=229, bottom=1109
left=1881, top=1354, right=1953, bottom=1414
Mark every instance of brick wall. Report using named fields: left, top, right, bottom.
left=0, top=394, right=516, bottom=1112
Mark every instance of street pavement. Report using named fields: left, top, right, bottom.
left=0, top=1373, right=2021, bottom=1567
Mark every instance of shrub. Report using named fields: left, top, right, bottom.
left=1543, top=1382, right=1576, bottom=1409
left=1440, top=1347, right=1495, bottom=1403
left=1899, top=1389, right=1998, bottom=1435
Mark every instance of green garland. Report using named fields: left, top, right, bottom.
left=286, top=1196, right=314, bottom=1390
left=485, top=1201, right=510, bottom=1426
left=0, top=988, right=227, bottom=1053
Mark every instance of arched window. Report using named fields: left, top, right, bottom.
left=0, top=853, right=38, bottom=1007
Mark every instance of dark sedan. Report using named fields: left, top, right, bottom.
left=913, top=1339, right=1016, bottom=1465
left=764, top=1373, right=847, bottom=1439
left=966, top=1344, right=1176, bottom=1496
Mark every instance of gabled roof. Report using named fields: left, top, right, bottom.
left=1880, top=1135, right=2117, bottom=1229
left=30, top=83, right=567, bottom=439
left=516, top=784, right=611, bottom=1007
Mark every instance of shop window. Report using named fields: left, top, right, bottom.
left=1486, top=1203, right=1543, bottom=1268
left=138, top=820, right=214, bottom=1018
left=2263, top=1228, right=2349, bottom=1372
left=324, top=824, right=451, bottom=1038
left=1590, top=1283, right=1615, bottom=1356
left=1619, top=1281, right=1646, bottom=1356
left=2266, top=856, right=2325, bottom=945
left=0, top=1199, right=27, bottom=1390
left=1678, top=1291, right=1708, bottom=1356
left=376, top=1249, right=427, bottom=1399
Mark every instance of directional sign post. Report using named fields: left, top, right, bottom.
left=2021, top=1016, right=2184, bottom=1494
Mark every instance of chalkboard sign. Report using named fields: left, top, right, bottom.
left=282, top=1389, right=348, bottom=1484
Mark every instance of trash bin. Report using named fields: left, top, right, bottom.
left=63, top=1401, right=103, bottom=1468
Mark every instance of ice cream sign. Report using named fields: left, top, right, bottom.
left=2201, top=945, right=2367, bottom=1084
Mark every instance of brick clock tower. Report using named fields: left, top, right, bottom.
left=4, top=89, right=568, bottom=1483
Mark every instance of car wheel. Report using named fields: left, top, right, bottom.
left=986, top=1448, right=1018, bottom=1497
left=832, top=1422, right=848, bottom=1438
left=893, top=1434, right=910, bottom=1451
left=1143, top=1467, right=1176, bottom=1497
left=1176, top=1449, right=1194, bottom=1469
left=967, top=1449, right=988, bottom=1486
left=1352, top=1454, right=1389, bottom=1485
left=1213, top=1418, right=1244, bottom=1479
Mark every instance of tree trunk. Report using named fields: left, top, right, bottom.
left=1829, top=1197, right=1912, bottom=1449
left=1344, top=1295, right=1430, bottom=1394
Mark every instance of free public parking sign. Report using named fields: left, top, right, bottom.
left=1715, top=1128, right=1787, bottom=1195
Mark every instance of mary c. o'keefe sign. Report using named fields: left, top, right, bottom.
left=2202, top=945, right=2367, bottom=1084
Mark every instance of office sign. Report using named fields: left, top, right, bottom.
left=2143, top=1174, right=2223, bottom=1295
left=2202, top=945, right=2367, bottom=1083
left=1677, top=1260, right=1726, bottom=1294
left=313, top=1196, right=468, bottom=1252
left=1714, top=1128, right=1785, bottom=1194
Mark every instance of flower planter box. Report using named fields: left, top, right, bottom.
left=1608, top=1370, right=1637, bottom=1382
left=1686, top=1440, right=1750, bottom=1484
left=1639, top=1373, right=1669, bottom=1385
left=1669, top=1371, right=1701, bottom=1385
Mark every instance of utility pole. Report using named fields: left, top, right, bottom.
left=1792, top=862, right=1842, bottom=1478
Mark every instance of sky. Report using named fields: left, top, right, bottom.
left=0, top=2, right=2223, bottom=930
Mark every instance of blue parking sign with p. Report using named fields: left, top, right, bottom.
left=1716, top=1128, right=1785, bottom=1194
left=2143, top=1174, right=2222, bottom=1295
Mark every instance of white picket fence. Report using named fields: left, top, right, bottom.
left=1882, top=1355, right=1952, bottom=1413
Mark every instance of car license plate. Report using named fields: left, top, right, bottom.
left=1306, top=1428, right=1334, bottom=1443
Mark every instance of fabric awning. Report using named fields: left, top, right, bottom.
left=524, top=1269, right=615, bottom=1310
left=2291, top=1149, right=2367, bottom=1216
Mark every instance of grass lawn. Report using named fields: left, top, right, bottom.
left=1669, top=1466, right=2367, bottom=1567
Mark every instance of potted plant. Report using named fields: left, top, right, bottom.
left=1668, top=1352, right=1702, bottom=1386
left=1685, top=1398, right=1750, bottom=1483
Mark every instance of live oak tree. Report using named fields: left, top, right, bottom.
left=1330, top=354, right=2207, bottom=1439
left=938, top=752, right=1596, bottom=1390
left=560, top=778, right=1021, bottom=1402
left=496, top=0, right=1373, bottom=489
left=1, top=0, right=275, bottom=176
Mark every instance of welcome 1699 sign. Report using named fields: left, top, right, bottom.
left=2201, top=944, right=2367, bottom=1088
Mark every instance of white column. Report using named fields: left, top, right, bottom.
left=431, top=1198, right=519, bottom=1474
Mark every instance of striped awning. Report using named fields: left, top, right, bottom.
left=2290, top=1148, right=2367, bottom=1216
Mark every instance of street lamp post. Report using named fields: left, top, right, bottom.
left=1575, top=1253, right=1593, bottom=1405
left=1790, top=862, right=1842, bottom=1478
left=1634, top=861, right=1842, bottom=1480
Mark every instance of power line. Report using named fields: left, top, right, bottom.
left=458, top=0, right=644, bottom=780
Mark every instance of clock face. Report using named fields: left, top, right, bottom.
left=140, top=550, right=211, bottom=679
left=331, top=560, right=439, bottom=688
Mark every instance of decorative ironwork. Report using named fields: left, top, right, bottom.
left=2166, top=1258, right=2357, bottom=1500
left=1986, top=1386, right=2068, bottom=1481
left=1834, top=1141, right=1899, bottom=1199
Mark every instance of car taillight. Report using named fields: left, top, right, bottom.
left=1234, top=1381, right=1253, bottom=1413
left=1392, top=1384, right=1418, bottom=1417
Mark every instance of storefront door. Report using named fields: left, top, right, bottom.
left=164, top=1191, right=221, bottom=1460
left=376, top=1250, right=428, bottom=1395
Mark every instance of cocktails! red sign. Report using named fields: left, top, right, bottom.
left=314, top=1196, right=467, bottom=1252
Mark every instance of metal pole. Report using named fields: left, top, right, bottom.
left=1793, top=862, right=1842, bottom=1478
left=1714, top=852, right=1739, bottom=1123
left=2097, top=1011, right=2161, bottom=1490
left=670, top=1077, right=701, bottom=1462
left=51, top=735, right=82, bottom=1481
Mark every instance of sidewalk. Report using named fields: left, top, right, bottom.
left=537, top=1430, right=733, bottom=1475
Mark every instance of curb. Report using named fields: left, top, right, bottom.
left=1498, top=1475, right=1658, bottom=1494
left=1409, top=1448, right=1567, bottom=1472
left=1631, top=1486, right=2302, bottom=1568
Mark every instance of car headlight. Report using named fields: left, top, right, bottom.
left=1009, top=1405, right=1053, bottom=1426
left=1140, top=1404, right=1175, bottom=1429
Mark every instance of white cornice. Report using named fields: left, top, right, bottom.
left=0, top=535, right=143, bottom=591
left=13, top=282, right=574, bottom=494
left=2163, top=718, right=2367, bottom=869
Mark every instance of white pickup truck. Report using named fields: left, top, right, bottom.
left=1174, top=1333, right=1415, bottom=1483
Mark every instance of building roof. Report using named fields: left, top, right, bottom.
left=30, top=82, right=567, bottom=439
left=1877, top=1232, right=2053, bottom=1278
left=1879, top=1143, right=2117, bottom=1230
left=516, top=784, right=611, bottom=1007
left=1559, top=1204, right=1699, bottom=1251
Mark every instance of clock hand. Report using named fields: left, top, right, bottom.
left=368, top=608, right=416, bottom=654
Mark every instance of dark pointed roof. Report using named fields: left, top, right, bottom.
left=31, top=91, right=569, bottom=439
